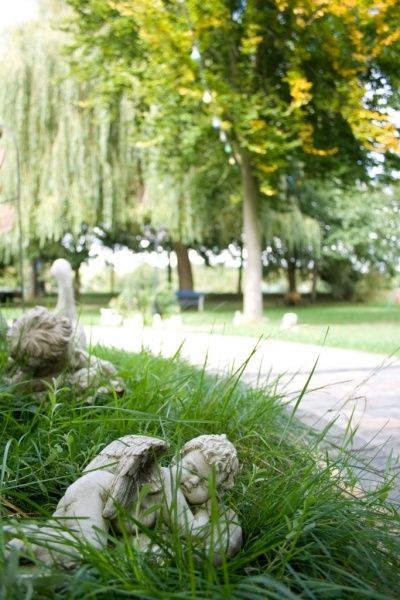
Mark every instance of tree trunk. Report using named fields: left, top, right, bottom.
left=237, top=242, right=243, bottom=295
left=287, top=259, right=297, bottom=294
left=239, top=150, right=263, bottom=321
left=33, top=259, right=46, bottom=296
left=73, top=266, right=81, bottom=301
left=311, top=261, right=318, bottom=302
left=167, top=250, right=172, bottom=287
left=23, top=259, right=35, bottom=301
left=173, top=242, right=194, bottom=290
left=109, top=264, right=115, bottom=295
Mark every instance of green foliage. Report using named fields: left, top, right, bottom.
left=142, top=137, right=242, bottom=248
left=0, top=313, right=7, bottom=370
left=0, top=15, right=142, bottom=258
left=320, top=257, right=360, bottom=301
left=63, top=0, right=400, bottom=320
left=113, top=264, right=178, bottom=321
left=0, top=346, right=399, bottom=598
left=2, top=0, right=400, bottom=319
left=353, top=270, right=392, bottom=303
left=293, top=179, right=400, bottom=295
left=319, top=185, right=400, bottom=275
left=264, top=205, right=321, bottom=259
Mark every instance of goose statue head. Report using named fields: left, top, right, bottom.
left=50, top=258, right=86, bottom=348
left=50, top=258, right=76, bottom=322
left=50, top=257, right=73, bottom=280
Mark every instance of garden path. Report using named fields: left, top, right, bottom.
left=87, top=324, right=400, bottom=501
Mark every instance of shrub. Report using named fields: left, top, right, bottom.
left=353, top=270, right=391, bottom=303
left=320, top=257, right=360, bottom=300
left=113, top=265, right=178, bottom=322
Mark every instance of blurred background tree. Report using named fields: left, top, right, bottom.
left=64, top=0, right=400, bottom=319
left=0, top=0, right=399, bottom=306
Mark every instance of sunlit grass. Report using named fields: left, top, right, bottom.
left=0, top=344, right=399, bottom=599
left=2, top=299, right=400, bottom=354
left=181, top=302, right=400, bottom=355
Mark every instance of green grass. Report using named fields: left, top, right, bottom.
left=2, top=298, right=400, bottom=354
left=0, top=343, right=399, bottom=599
left=180, top=301, right=400, bottom=355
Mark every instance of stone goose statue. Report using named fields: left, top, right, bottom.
left=50, top=258, right=86, bottom=348
left=5, top=259, right=123, bottom=397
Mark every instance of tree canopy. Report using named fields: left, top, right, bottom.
left=1, top=0, right=400, bottom=307
left=0, top=13, right=142, bottom=258
left=64, top=0, right=400, bottom=318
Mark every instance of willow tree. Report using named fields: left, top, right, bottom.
left=0, top=11, right=141, bottom=265
left=264, top=205, right=321, bottom=298
left=66, top=0, right=400, bottom=319
left=137, top=115, right=242, bottom=290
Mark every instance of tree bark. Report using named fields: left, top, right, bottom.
left=73, top=266, right=81, bottom=301
left=109, top=264, right=115, bottom=295
left=173, top=242, right=194, bottom=290
left=287, top=258, right=297, bottom=294
left=237, top=242, right=243, bottom=295
left=167, top=250, right=172, bottom=287
left=239, top=150, right=263, bottom=321
left=311, top=261, right=318, bottom=302
left=23, top=260, right=36, bottom=301
left=31, top=259, right=45, bottom=297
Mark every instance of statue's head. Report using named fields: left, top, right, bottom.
left=8, top=306, right=73, bottom=372
left=173, top=434, right=239, bottom=504
left=50, top=258, right=73, bottom=283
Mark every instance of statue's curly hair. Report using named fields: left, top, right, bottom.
left=178, top=434, right=239, bottom=490
left=8, top=306, right=73, bottom=371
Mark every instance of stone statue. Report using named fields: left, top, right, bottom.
left=50, top=258, right=86, bottom=348
left=6, top=434, right=242, bottom=566
left=6, top=306, right=122, bottom=396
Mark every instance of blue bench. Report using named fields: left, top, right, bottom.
left=176, top=290, right=205, bottom=311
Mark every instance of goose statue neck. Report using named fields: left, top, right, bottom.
left=50, top=259, right=77, bottom=323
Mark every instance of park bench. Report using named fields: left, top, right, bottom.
left=0, top=288, right=22, bottom=303
left=175, top=290, right=205, bottom=311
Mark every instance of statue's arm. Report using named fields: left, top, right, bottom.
left=160, top=468, right=210, bottom=534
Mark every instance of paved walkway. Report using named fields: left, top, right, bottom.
left=86, top=324, right=400, bottom=500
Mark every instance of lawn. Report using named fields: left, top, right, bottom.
left=181, top=301, right=400, bottom=356
left=0, top=344, right=399, bottom=599
left=1, top=299, right=400, bottom=355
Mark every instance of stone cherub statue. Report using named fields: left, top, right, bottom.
left=5, top=257, right=121, bottom=396
left=7, top=434, right=242, bottom=566
left=6, top=305, right=122, bottom=396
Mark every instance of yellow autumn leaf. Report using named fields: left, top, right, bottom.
left=259, top=163, right=278, bottom=174
left=229, top=193, right=241, bottom=205
left=194, top=15, right=225, bottom=33
left=177, top=87, right=202, bottom=98
left=344, top=108, right=400, bottom=153
left=276, top=0, right=288, bottom=10
left=215, top=120, right=231, bottom=131
left=249, top=119, right=267, bottom=132
left=247, top=142, right=268, bottom=154
left=329, top=1, right=358, bottom=19
left=179, top=65, right=195, bottom=83
left=299, top=123, right=338, bottom=156
left=373, top=29, right=400, bottom=54
left=140, top=31, right=162, bottom=44
left=241, top=34, right=264, bottom=55
left=260, top=183, right=277, bottom=196
left=308, top=146, right=339, bottom=157
left=135, top=138, right=161, bottom=148
left=286, top=70, right=313, bottom=108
